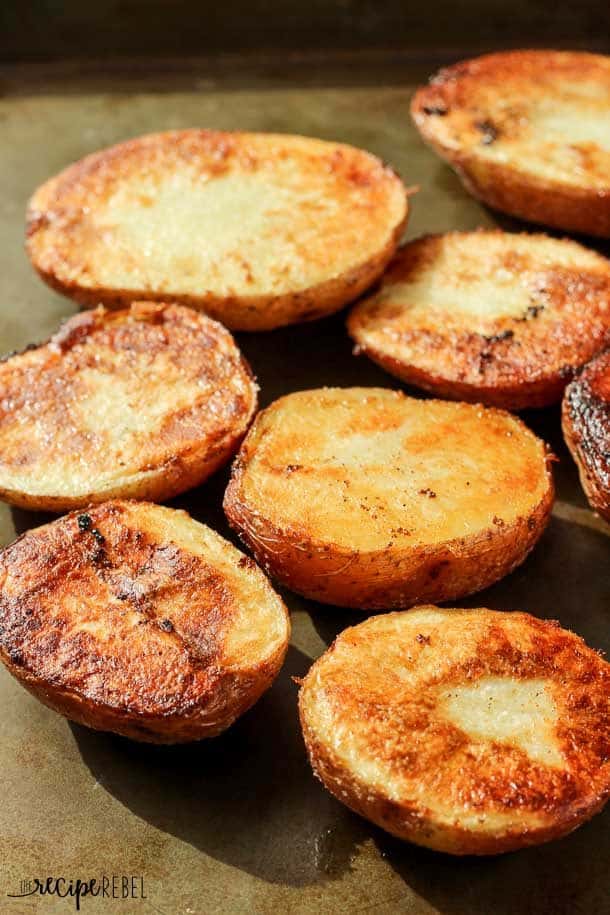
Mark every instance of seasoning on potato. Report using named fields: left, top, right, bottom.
left=224, top=387, right=554, bottom=609
left=0, top=501, right=290, bottom=743
left=299, top=606, right=610, bottom=854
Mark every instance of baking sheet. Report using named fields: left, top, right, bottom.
left=0, top=54, right=609, bottom=915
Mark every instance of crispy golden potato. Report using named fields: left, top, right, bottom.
left=299, top=606, right=610, bottom=854
left=411, top=50, right=610, bottom=237
left=0, top=501, right=289, bottom=743
left=26, top=130, right=408, bottom=331
left=0, top=302, right=257, bottom=512
left=348, top=231, right=610, bottom=409
left=224, top=388, right=554, bottom=609
left=562, top=349, right=610, bottom=522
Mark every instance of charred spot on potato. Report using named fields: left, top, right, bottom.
left=482, top=330, right=515, bottom=344
left=77, top=513, right=93, bottom=531
left=474, top=119, right=499, bottom=145
left=158, top=618, right=174, bottom=633
left=517, top=303, right=545, bottom=321
left=428, top=560, right=450, bottom=581
left=419, top=488, right=437, bottom=498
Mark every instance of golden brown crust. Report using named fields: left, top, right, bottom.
left=0, top=302, right=257, bottom=511
left=411, top=50, right=610, bottom=237
left=26, top=130, right=408, bottom=331
left=0, top=500, right=289, bottom=743
left=562, top=349, right=610, bottom=522
left=348, top=231, right=610, bottom=409
left=299, top=606, right=610, bottom=854
left=224, top=388, right=554, bottom=609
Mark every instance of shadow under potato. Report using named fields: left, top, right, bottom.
left=311, top=512, right=610, bottom=653
left=71, top=644, right=369, bottom=889
left=70, top=624, right=610, bottom=911
left=376, top=806, right=610, bottom=915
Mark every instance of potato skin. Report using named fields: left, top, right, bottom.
left=300, top=707, right=610, bottom=856
left=224, top=493, right=553, bottom=610
left=31, top=230, right=405, bottom=335
left=299, top=607, right=610, bottom=854
left=0, top=303, right=257, bottom=512
left=562, top=349, right=610, bottom=522
left=2, top=652, right=283, bottom=744
left=26, top=130, right=408, bottom=331
left=224, top=388, right=555, bottom=609
left=348, top=231, right=610, bottom=410
left=411, top=50, right=610, bottom=238
left=0, top=501, right=289, bottom=743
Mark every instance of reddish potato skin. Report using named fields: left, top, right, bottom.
left=224, top=487, right=554, bottom=609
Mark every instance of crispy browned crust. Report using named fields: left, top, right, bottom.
left=299, top=607, right=610, bottom=854
left=411, top=50, right=610, bottom=237
left=26, top=130, right=408, bottom=331
left=223, top=388, right=555, bottom=609
left=562, top=349, right=610, bottom=522
left=347, top=231, right=610, bottom=410
left=0, top=302, right=257, bottom=511
left=0, top=501, right=289, bottom=743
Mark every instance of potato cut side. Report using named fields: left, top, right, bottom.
left=26, top=130, right=408, bottom=330
left=299, top=606, right=610, bottom=854
left=0, top=302, right=257, bottom=511
left=412, top=50, right=610, bottom=237
left=348, top=231, right=610, bottom=409
left=562, top=349, right=610, bottom=522
left=0, top=500, right=289, bottom=743
left=224, top=388, right=554, bottom=609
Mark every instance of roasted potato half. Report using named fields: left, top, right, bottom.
left=0, top=302, right=257, bottom=511
left=0, top=501, right=289, bottom=743
left=412, top=50, right=610, bottom=237
left=299, top=606, right=610, bottom=854
left=26, top=129, right=408, bottom=331
left=348, top=231, right=610, bottom=409
left=224, top=388, right=554, bottom=609
left=562, top=349, right=610, bottom=522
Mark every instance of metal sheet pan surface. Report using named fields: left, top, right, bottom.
left=0, top=54, right=608, bottom=915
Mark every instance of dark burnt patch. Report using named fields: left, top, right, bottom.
left=482, top=330, right=514, bottom=344
left=422, top=105, right=448, bottom=116
left=474, top=119, right=499, bottom=145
